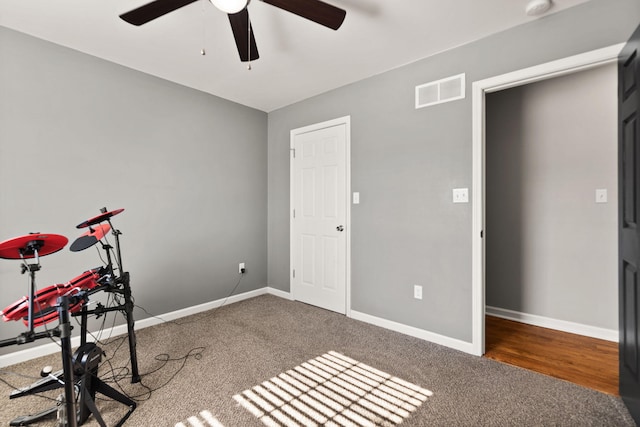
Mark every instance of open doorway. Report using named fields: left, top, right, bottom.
left=485, top=64, right=618, bottom=334
left=481, top=62, right=618, bottom=393
left=469, top=44, right=628, bottom=395
left=471, top=44, right=624, bottom=355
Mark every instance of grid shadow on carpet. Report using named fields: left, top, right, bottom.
left=232, top=351, right=432, bottom=427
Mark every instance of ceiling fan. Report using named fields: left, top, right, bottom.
left=119, top=0, right=346, bottom=62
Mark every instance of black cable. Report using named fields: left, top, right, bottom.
left=100, top=346, right=206, bottom=402
left=135, top=272, right=245, bottom=327
left=0, top=273, right=126, bottom=397
left=87, top=343, right=206, bottom=404
left=97, top=335, right=128, bottom=368
left=87, top=273, right=245, bottom=403
left=94, top=244, right=108, bottom=266
left=1, top=267, right=245, bottom=408
left=74, top=272, right=243, bottom=403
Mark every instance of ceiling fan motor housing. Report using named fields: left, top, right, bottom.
left=209, top=0, right=250, bottom=14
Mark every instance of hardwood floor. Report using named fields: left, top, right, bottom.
left=484, top=316, right=619, bottom=396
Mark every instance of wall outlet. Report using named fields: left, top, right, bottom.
left=239, top=262, right=246, bottom=274
left=414, top=285, right=423, bottom=300
left=595, top=189, right=607, bottom=203
left=453, top=188, right=469, bottom=203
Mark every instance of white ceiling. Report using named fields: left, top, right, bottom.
left=0, top=0, right=591, bottom=112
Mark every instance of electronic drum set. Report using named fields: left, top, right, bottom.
left=0, top=208, right=139, bottom=427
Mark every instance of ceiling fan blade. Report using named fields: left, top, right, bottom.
left=228, top=9, right=260, bottom=62
left=261, top=0, right=346, bottom=30
left=120, top=0, right=198, bottom=26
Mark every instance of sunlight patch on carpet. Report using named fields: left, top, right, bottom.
left=233, top=351, right=432, bottom=426
left=175, top=410, right=224, bottom=427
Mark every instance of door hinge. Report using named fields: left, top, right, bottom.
left=292, top=269, right=296, bottom=278
left=290, top=148, right=296, bottom=158
left=481, top=230, right=484, bottom=238
left=293, top=209, right=296, bottom=219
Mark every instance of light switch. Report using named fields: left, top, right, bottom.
left=595, top=189, right=607, bottom=203
left=353, top=192, right=360, bottom=204
left=453, top=188, right=469, bottom=203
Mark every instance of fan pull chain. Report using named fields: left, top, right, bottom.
left=200, top=0, right=206, bottom=55
left=247, top=11, right=252, bottom=70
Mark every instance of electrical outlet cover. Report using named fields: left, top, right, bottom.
left=453, top=188, right=469, bottom=203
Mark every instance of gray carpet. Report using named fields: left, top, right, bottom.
left=0, top=295, right=634, bottom=426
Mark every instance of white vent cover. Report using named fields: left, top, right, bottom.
left=415, top=73, right=466, bottom=109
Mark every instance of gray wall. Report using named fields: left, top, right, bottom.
left=267, top=0, right=640, bottom=342
left=0, top=0, right=637, bottom=358
left=0, top=27, right=268, bottom=355
left=486, top=64, right=618, bottom=330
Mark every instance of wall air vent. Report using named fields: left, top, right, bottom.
left=415, top=73, right=466, bottom=109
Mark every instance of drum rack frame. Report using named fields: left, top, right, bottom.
left=1, top=208, right=141, bottom=426
left=5, top=273, right=140, bottom=427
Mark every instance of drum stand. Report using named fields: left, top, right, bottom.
left=9, top=296, right=136, bottom=427
left=4, top=215, right=141, bottom=426
left=70, top=208, right=140, bottom=384
left=7, top=278, right=140, bottom=425
left=80, top=214, right=140, bottom=384
left=77, top=270, right=141, bottom=383
left=0, top=242, right=62, bottom=348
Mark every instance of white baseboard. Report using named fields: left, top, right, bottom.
left=0, top=286, right=274, bottom=368
left=262, top=290, right=475, bottom=355
left=486, top=306, right=618, bottom=342
left=350, top=310, right=474, bottom=354
left=0, top=286, right=478, bottom=368
left=277, top=290, right=475, bottom=354
left=266, top=287, right=293, bottom=300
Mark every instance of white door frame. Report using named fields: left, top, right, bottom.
left=471, top=44, right=624, bottom=356
left=290, top=115, right=352, bottom=317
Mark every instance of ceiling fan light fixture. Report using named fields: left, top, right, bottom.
left=525, top=0, right=552, bottom=16
left=209, top=0, right=249, bottom=14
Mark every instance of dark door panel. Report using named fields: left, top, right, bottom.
left=620, top=22, right=640, bottom=423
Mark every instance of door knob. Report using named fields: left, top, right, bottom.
left=336, top=225, right=344, bottom=232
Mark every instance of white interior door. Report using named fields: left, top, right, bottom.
left=291, top=118, right=349, bottom=314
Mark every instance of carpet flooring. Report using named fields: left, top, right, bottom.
left=0, top=295, right=634, bottom=426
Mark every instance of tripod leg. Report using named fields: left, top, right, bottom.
left=93, top=378, right=136, bottom=408
left=122, top=272, right=141, bottom=383
left=93, top=378, right=137, bottom=427
left=9, top=406, right=57, bottom=426
left=76, top=367, right=93, bottom=425
left=57, top=296, right=78, bottom=427
left=71, top=342, right=136, bottom=427
left=80, top=387, right=107, bottom=427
